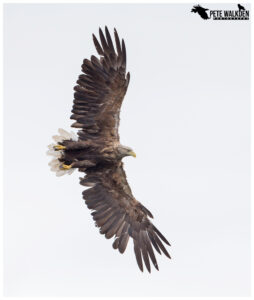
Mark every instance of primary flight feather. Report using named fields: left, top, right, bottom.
left=47, top=26, right=171, bottom=272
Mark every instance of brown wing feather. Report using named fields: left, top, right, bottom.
left=80, top=162, right=171, bottom=272
left=71, top=26, right=130, bottom=142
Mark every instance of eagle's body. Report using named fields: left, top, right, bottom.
left=47, top=27, right=170, bottom=272
left=59, top=140, right=123, bottom=166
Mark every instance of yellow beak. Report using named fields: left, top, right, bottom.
left=129, top=151, right=136, bottom=158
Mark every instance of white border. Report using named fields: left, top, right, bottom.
left=1, top=0, right=252, bottom=299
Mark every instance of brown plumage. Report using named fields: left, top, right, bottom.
left=48, top=26, right=170, bottom=272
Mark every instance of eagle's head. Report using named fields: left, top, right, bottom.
left=117, top=145, right=136, bottom=158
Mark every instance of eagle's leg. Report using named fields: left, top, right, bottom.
left=61, top=163, right=72, bottom=170
left=60, top=159, right=96, bottom=170
left=54, top=145, right=66, bottom=150
left=57, top=140, right=90, bottom=151
left=59, top=159, right=96, bottom=171
left=72, top=160, right=96, bottom=168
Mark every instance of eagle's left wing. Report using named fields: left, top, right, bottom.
left=80, top=162, right=171, bottom=272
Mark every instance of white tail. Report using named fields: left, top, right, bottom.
left=47, top=128, right=78, bottom=177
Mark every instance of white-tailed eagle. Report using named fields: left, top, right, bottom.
left=47, top=27, right=171, bottom=272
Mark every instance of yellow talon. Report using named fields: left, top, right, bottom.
left=54, top=145, right=66, bottom=150
left=61, top=164, right=72, bottom=170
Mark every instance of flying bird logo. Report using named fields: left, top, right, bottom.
left=238, top=4, right=245, bottom=11
left=47, top=27, right=171, bottom=272
left=191, top=4, right=210, bottom=19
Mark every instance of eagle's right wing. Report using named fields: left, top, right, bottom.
left=71, top=26, right=130, bottom=143
left=81, top=162, right=171, bottom=272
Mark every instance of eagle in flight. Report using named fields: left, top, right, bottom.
left=47, top=27, right=170, bottom=272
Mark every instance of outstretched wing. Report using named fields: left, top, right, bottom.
left=71, top=26, right=130, bottom=142
left=80, top=162, right=171, bottom=272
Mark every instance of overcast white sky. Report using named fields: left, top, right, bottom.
left=4, top=3, right=250, bottom=297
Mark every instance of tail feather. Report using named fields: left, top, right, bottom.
left=47, top=128, right=78, bottom=177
